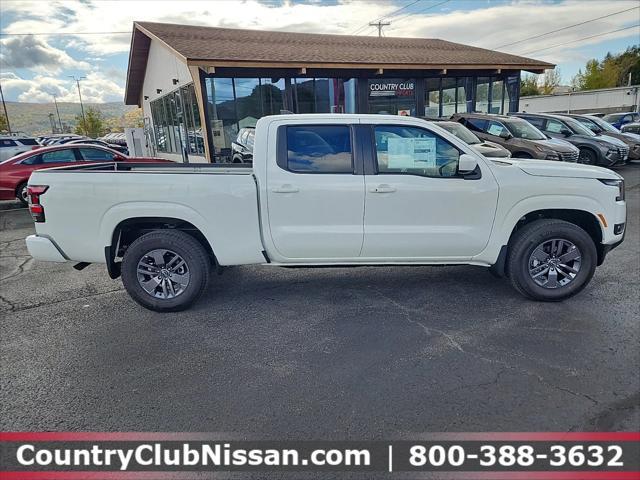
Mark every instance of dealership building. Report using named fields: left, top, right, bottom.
left=124, top=21, right=553, bottom=162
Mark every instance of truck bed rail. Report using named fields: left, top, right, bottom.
left=37, top=161, right=254, bottom=174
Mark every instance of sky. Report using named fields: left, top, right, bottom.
left=0, top=0, right=638, bottom=103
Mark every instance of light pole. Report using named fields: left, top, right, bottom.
left=0, top=82, right=12, bottom=134
left=69, top=75, right=87, bottom=135
left=52, top=94, right=63, bottom=132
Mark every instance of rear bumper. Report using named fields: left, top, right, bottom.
left=26, top=235, right=67, bottom=262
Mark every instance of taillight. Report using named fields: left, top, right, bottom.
left=27, top=185, right=49, bottom=222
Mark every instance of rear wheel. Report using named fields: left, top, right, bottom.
left=121, top=230, right=211, bottom=311
left=507, top=219, right=597, bottom=301
left=16, top=182, right=28, bottom=206
left=578, top=148, right=597, bottom=165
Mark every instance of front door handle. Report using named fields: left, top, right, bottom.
left=369, top=184, right=396, bottom=193
left=272, top=184, right=299, bottom=194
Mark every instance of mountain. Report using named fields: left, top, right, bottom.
left=2, top=101, right=139, bottom=135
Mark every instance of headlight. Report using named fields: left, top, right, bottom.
left=599, top=179, right=625, bottom=201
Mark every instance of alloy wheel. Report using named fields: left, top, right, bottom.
left=528, top=238, right=582, bottom=289
left=136, top=249, right=190, bottom=299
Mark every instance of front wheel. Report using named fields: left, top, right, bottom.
left=121, top=230, right=211, bottom=311
left=578, top=148, right=597, bottom=165
left=506, top=219, right=597, bottom=301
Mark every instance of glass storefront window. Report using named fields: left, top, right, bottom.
left=441, top=78, right=456, bottom=117
left=456, top=78, right=472, bottom=114
left=234, top=78, right=262, bottom=128
left=367, top=78, right=416, bottom=115
left=505, top=75, right=519, bottom=113
left=424, top=78, right=440, bottom=117
left=476, top=77, right=490, bottom=113
left=293, top=78, right=357, bottom=114
left=491, top=79, right=504, bottom=114
left=260, top=78, right=285, bottom=116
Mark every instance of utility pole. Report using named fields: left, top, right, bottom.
left=369, top=20, right=390, bottom=37
left=0, top=82, right=12, bottom=134
left=69, top=75, right=87, bottom=135
left=52, top=94, right=63, bottom=132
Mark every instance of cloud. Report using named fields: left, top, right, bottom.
left=0, top=35, right=90, bottom=73
left=0, top=71, right=124, bottom=103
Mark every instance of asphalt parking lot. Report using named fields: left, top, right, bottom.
left=1, top=165, right=638, bottom=436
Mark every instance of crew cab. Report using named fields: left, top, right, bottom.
left=25, top=114, right=626, bottom=311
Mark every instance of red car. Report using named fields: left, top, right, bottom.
left=0, top=144, right=171, bottom=205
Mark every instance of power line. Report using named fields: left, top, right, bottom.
left=351, top=0, right=422, bottom=35
left=519, top=23, right=640, bottom=56
left=492, top=6, right=640, bottom=49
left=0, top=31, right=130, bottom=36
left=388, top=0, right=451, bottom=25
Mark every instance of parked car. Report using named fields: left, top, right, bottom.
left=65, top=138, right=129, bottom=155
left=621, top=122, right=640, bottom=135
left=602, top=112, right=640, bottom=130
left=25, top=114, right=626, bottom=311
left=40, top=135, right=83, bottom=146
left=0, top=144, right=170, bottom=205
left=0, top=136, right=41, bottom=162
left=561, top=114, right=640, bottom=161
left=426, top=120, right=510, bottom=158
left=513, top=113, right=629, bottom=167
left=451, top=113, right=579, bottom=161
left=231, top=127, right=255, bottom=163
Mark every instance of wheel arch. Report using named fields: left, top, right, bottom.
left=106, top=216, right=216, bottom=279
left=488, top=206, right=605, bottom=277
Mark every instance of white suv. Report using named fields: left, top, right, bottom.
left=0, top=136, right=40, bottom=162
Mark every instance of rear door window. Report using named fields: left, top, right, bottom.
left=78, top=148, right=116, bottom=161
left=41, top=149, right=77, bottom=163
left=17, top=139, right=39, bottom=146
left=0, top=139, right=17, bottom=147
left=285, top=125, right=353, bottom=173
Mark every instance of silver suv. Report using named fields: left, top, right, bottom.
left=451, top=113, right=579, bottom=162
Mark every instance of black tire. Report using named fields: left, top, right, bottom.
left=16, top=182, right=28, bottom=206
left=578, top=148, right=597, bottom=165
left=121, top=230, right=211, bottom=312
left=506, top=219, right=597, bottom=301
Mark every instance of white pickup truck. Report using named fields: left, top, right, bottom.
left=26, top=114, right=626, bottom=311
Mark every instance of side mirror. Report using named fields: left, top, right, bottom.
left=113, top=154, right=126, bottom=161
left=499, top=130, right=512, bottom=140
left=561, top=129, right=572, bottom=137
left=458, top=153, right=478, bottom=173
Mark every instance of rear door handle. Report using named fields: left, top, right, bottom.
left=369, top=184, right=396, bottom=193
left=272, top=184, right=299, bottom=193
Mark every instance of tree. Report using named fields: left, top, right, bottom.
left=0, top=112, right=8, bottom=133
left=74, top=107, right=105, bottom=138
left=540, top=68, right=562, bottom=95
left=124, top=108, right=144, bottom=128
left=520, top=74, right=540, bottom=96
left=572, top=46, right=640, bottom=91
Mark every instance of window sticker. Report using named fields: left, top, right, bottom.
left=487, top=123, right=505, bottom=136
left=387, top=137, right=436, bottom=169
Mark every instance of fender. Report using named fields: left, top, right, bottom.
left=473, top=194, right=604, bottom=265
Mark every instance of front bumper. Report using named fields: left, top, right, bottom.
left=26, top=235, right=67, bottom=262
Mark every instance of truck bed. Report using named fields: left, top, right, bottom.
left=28, top=162, right=265, bottom=266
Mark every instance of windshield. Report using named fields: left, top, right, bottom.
left=503, top=119, right=547, bottom=140
left=588, top=116, right=620, bottom=133
left=564, top=117, right=596, bottom=136
left=438, top=122, right=481, bottom=144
